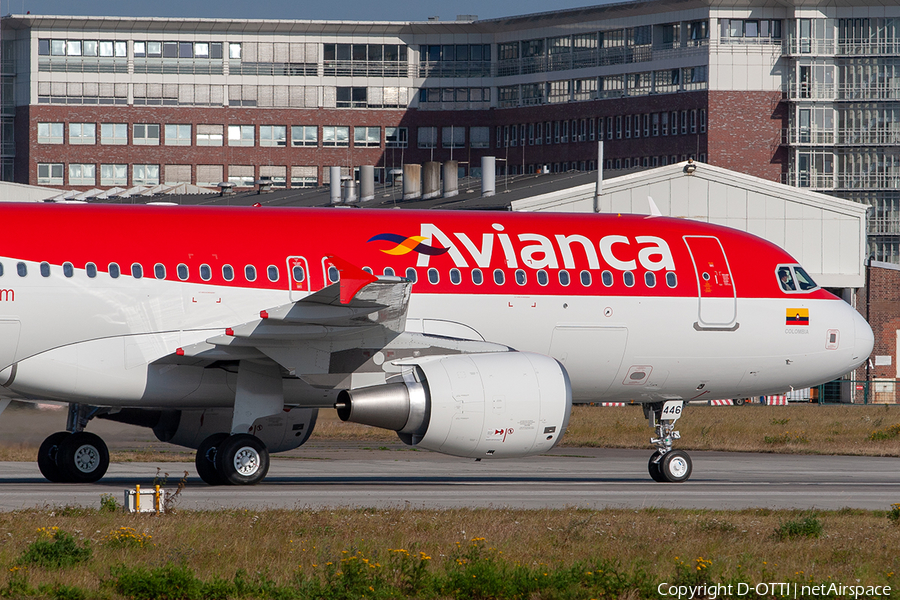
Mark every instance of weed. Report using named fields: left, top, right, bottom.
left=775, top=515, right=823, bottom=540
left=888, top=503, right=900, bottom=523
left=162, top=471, right=189, bottom=513
left=99, top=493, right=119, bottom=513
left=870, top=424, right=900, bottom=441
left=103, top=526, right=152, bottom=549
left=109, top=563, right=202, bottom=600
left=771, top=418, right=790, bottom=425
left=18, top=529, right=92, bottom=569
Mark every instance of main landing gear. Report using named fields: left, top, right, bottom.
left=195, top=433, right=270, bottom=486
left=644, top=400, right=692, bottom=483
left=37, top=404, right=109, bottom=483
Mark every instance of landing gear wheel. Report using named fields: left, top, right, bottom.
left=37, top=432, right=71, bottom=483
left=648, top=450, right=666, bottom=482
left=195, top=433, right=229, bottom=486
left=216, top=434, right=269, bottom=486
left=660, top=450, right=692, bottom=483
left=57, top=432, right=109, bottom=483
left=735, top=398, right=746, bottom=406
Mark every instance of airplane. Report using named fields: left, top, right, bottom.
left=0, top=203, right=873, bottom=485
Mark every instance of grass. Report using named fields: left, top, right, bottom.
left=0, top=506, right=898, bottom=598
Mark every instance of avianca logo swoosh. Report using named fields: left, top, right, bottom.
left=368, top=233, right=449, bottom=256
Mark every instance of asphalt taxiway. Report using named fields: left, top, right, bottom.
left=0, top=444, right=897, bottom=511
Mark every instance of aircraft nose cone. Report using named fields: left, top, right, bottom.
left=851, top=307, right=874, bottom=369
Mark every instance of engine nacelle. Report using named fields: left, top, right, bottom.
left=101, top=407, right=318, bottom=453
left=336, top=352, right=571, bottom=459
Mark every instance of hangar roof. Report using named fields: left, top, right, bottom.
left=512, top=161, right=869, bottom=288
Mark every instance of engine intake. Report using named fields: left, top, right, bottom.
left=335, top=352, right=571, bottom=459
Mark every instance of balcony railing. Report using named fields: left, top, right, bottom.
left=322, top=60, right=410, bottom=77
left=417, top=61, right=491, bottom=78
left=836, top=83, right=900, bottom=101
left=836, top=128, right=900, bottom=145
left=784, top=83, right=835, bottom=100
left=836, top=41, right=900, bottom=56
left=783, top=128, right=835, bottom=145
left=38, top=58, right=128, bottom=74
left=493, top=43, right=704, bottom=78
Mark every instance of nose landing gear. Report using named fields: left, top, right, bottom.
left=644, top=400, right=692, bottom=483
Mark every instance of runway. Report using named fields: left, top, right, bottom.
left=1, top=444, right=898, bottom=511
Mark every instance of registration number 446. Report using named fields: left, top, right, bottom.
left=661, top=400, right=684, bottom=421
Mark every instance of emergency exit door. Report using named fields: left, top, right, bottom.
left=286, top=256, right=309, bottom=301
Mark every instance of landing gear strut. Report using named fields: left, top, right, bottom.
left=37, top=404, right=109, bottom=483
left=644, top=400, right=692, bottom=483
left=195, top=433, right=270, bottom=486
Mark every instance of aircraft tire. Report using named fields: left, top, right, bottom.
left=648, top=450, right=666, bottom=482
left=660, top=449, right=692, bottom=483
left=57, top=432, right=109, bottom=483
left=37, top=431, right=71, bottom=483
left=216, top=434, right=270, bottom=486
left=195, top=433, right=230, bottom=486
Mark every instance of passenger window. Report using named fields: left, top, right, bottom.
left=472, top=268, right=483, bottom=285
left=794, top=266, right=818, bottom=291
left=384, top=267, right=395, bottom=277
left=777, top=266, right=796, bottom=291
left=427, top=268, right=439, bottom=284
left=644, top=272, right=656, bottom=288
left=16, top=262, right=26, bottom=277
left=177, top=264, right=189, bottom=281
left=86, top=262, right=97, bottom=278
left=493, top=269, right=505, bottom=285
left=601, top=270, right=613, bottom=287
left=362, top=266, right=373, bottom=274
left=154, top=263, right=166, bottom=279
left=131, top=263, right=143, bottom=279
left=223, top=265, right=234, bottom=281
left=63, top=262, right=74, bottom=278
left=267, top=265, right=279, bottom=282
left=40, top=262, right=50, bottom=277
left=450, top=268, right=461, bottom=284
left=405, top=267, right=418, bottom=283
left=327, top=266, right=338, bottom=283
left=623, top=271, right=635, bottom=287
left=666, top=272, right=677, bottom=288
left=0, top=262, right=4, bottom=277
left=580, top=270, right=591, bottom=286
left=537, top=270, right=548, bottom=286
left=515, top=269, right=526, bottom=285
left=292, top=265, right=304, bottom=282
left=200, top=264, right=212, bottom=281
left=559, top=270, right=570, bottom=286
left=246, top=265, right=257, bottom=282
left=109, top=263, right=120, bottom=279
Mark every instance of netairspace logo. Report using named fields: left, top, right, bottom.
left=657, top=582, right=892, bottom=599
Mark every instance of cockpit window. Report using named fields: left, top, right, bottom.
left=777, top=266, right=796, bottom=291
left=777, top=264, right=818, bottom=293
left=794, top=266, right=818, bottom=291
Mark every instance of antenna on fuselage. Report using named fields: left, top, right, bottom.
left=648, top=195, right=663, bottom=217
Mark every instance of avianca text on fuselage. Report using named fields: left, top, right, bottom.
left=370, top=223, right=676, bottom=273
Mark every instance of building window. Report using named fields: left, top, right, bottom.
left=100, top=164, right=127, bottom=186
left=336, top=86, right=367, bottom=108
left=690, top=110, right=697, bottom=134
left=196, top=165, right=223, bottom=187
left=291, top=125, right=317, bottom=147
left=196, top=124, right=223, bottom=146
left=133, top=124, right=160, bottom=145
left=260, top=125, right=287, bottom=147
left=661, top=112, right=669, bottom=136
left=100, top=123, right=127, bottom=145
left=385, top=127, right=408, bottom=148
left=260, top=166, right=286, bottom=187
left=417, top=126, right=437, bottom=149
left=322, top=126, right=350, bottom=147
left=133, top=164, right=160, bottom=185
left=37, top=123, right=63, bottom=144
left=442, top=126, right=465, bottom=149
left=228, top=125, right=254, bottom=146
left=165, top=124, right=192, bottom=146
left=228, top=165, right=255, bottom=187
left=700, top=109, right=707, bottom=133
left=68, top=123, right=95, bottom=145
left=37, top=163, right=64, bottom=185
left=68, top=163, right=95, bottom=185
left=291, top=166, right=317, bottom=187
left=164, top=165, right=191, bottom=185
left=354, top=126, right=381, bottom=147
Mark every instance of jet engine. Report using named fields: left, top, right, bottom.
left=335, top=352, right=571, bottom=458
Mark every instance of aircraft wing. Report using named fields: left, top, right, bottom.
left=158, top=257, right=510, bottom=386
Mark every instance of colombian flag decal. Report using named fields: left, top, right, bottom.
left=786, top=308, right=809, bottom=326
